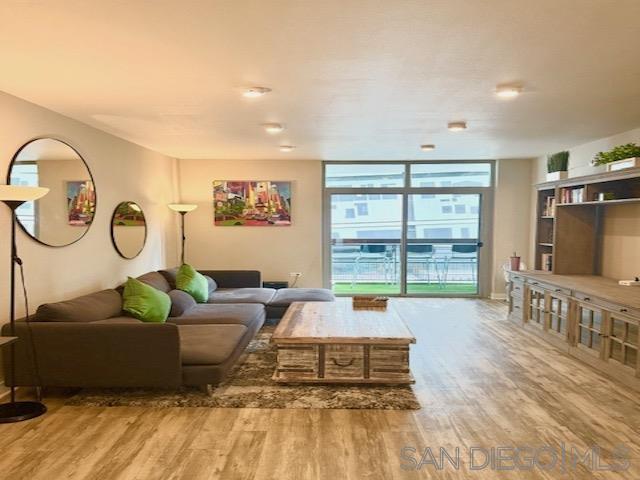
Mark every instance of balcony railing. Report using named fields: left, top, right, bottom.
left=331, top=241, right=477, bottom=294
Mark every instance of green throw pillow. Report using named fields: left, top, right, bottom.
left=176, top=264, right=209, bottom=303
left=122, top=277, right=171, bottom=323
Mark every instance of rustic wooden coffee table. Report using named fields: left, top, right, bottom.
left=271, top=301, right=416, bottom=384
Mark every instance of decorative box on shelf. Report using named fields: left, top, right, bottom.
left=606, top=157, right=640, bottom=172
left=352, top=296, right=389, bottom=309
left=546, top=170, right=568, bottom=181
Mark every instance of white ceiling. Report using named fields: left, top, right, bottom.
left=1, top=0, right=639, bottom=160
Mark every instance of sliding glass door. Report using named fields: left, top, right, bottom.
left=324, top=161, right=493, bottom=297
left=330, top=193, right=403, bottom=295
left=406, top=193, right=480, bottom=294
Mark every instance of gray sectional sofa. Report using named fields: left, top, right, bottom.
left=2, top=269, right=334, bottom=390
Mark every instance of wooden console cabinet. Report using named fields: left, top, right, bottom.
left=508, top=271, right=640, bottom=390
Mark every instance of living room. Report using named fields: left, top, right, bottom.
left=0, top=1, right=639, bottom=479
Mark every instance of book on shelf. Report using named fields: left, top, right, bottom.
left=542, top=196, right=556, bottom=217
left=541, top=253, right=553, bottom=272
left=560, top=187, right=585, bottom=204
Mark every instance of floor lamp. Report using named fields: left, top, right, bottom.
left=168, top=204, right=198, bottom=265
left=0, top=185, right=49, bottom=423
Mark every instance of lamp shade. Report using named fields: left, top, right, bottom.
left=0, top=185, right=49, bottom=201
left=168, top=203, right=198, bottom=213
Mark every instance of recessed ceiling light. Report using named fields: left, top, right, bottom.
left=279, top=145, right=295, bottom=152
left=495, top=85, right=522, bottom=98
left=448, top=121, right=467, bottom=132
left=420, top=144, right=436, bottom=151
left=262, top=123, right=284, bottom=134
left=242, top=86, right=272, bottom=98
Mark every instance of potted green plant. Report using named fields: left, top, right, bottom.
left=592, top=143, right=640, bottom=172
left=547, top=151, right=569, bottom=181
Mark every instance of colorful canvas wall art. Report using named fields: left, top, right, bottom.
left=213, top=181, right=291, bottom=226
left=67, top=180, right=96, bottom=226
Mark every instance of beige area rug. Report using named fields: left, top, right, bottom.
left=66, top=326, right=420, bottom=410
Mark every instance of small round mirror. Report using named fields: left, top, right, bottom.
left=8, top=138, right=97, bottom=247
left=111, top=202, right=147, bottom=259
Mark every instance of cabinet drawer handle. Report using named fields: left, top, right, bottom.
left=532, top=282, right=539, bottom=285
left=514, top=286, right=521, bottom=290
left=514, top=305, right=521, bottom=310
left=331, top=358, right=355, bottom=368
left=583, top=297, right=591, bottom=301
left=554, top=288, right=562, bottom=293
left=620, top=308, right=628, bottom=313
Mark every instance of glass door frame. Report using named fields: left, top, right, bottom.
left=322, top=160, right=495, bottom=297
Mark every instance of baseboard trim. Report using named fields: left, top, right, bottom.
left=490, top=293, right=507, bottom=301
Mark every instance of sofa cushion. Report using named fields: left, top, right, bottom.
left=168, top=289, right=197, bottom=317
left=136, top=271, right=172, bottom=293
left=179, top=324, right=247, bottom=365
left=176, top=264, right=209, bottom=303
left=161, top=268, right=218, bottom=296
left=90, top=316, right=143, bottom=324
left=205, top=276, right=217, bottom=294
left=123, top=277, right=171, bottom=323
left=197, top=270, right=261, bottom=288
left=159, top=267, right=179, bottom=288
left=36, top=289, right=123, bottom=323
left=207, top=288, right=275, bottom=305
left=168, top=303, right=265, bottom=329
left=269, top=288, right=335, bottom=306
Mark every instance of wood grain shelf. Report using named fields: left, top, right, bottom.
left=556, top=197, right=640, bottom=207
left=536, top=166, right=640, bottom=189
left=535, top=166, right=640, bottom=275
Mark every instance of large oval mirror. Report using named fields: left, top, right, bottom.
left=8, top=138, right=96, bottom=247
left=111, top=201, right=147, bottom=259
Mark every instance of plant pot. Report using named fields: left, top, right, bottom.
left=606, top=157, right=640, bottom=172
left=546, top=171, right=568, bottom=181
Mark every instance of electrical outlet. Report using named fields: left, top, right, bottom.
left=289, top=272, right=302, bottom=277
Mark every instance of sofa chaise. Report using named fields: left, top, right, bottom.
left=2, top=269, right=334, bottom=390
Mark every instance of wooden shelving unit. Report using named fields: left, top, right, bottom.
left=535, top=167, right=640, bottom=274
left=509, top=167, right=640, bottom=393
left=534, top=187, right=556, bottom=270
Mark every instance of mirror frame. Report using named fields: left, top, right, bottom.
left=110, top=201, right=148, bottom=259
left=7, top=137, right=97, bottom=248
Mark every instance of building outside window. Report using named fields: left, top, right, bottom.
left=355, top=203, right=369, bottom=216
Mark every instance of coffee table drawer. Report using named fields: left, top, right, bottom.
left=275, top=345, right=319, bottom=380
left=324, top=345, right=364, bottom=379
left=370, top=345, right=411, bottom=380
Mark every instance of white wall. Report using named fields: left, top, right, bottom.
left=530, top=127, right=640, bottom=279
left=491, top=159, right=533, bottom=298
left=0, top=91, right=178, bottom=322
left=176, top=159, right=323, bottom=287
left=179, top=158, right=531, bottom=295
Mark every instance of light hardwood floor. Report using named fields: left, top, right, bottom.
left=1, top=299, right=639, bottom=479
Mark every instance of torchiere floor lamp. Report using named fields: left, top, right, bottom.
left=168, top=204, right=198, bottom=265
left=0, top=185, right=49, bottom=423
